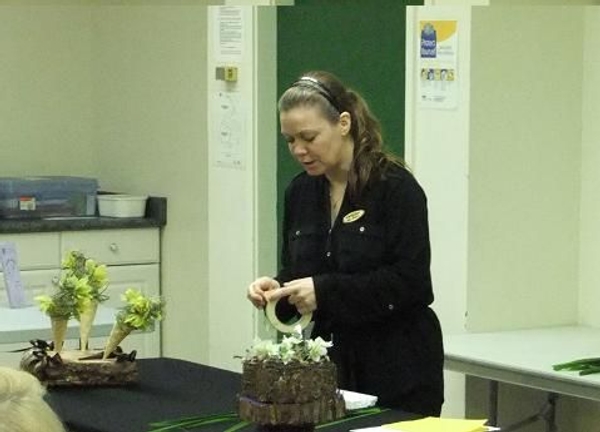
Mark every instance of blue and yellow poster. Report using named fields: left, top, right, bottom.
left=419, top=20, right=458, bottom=109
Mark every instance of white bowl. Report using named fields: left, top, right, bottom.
left=97, top=195, right=148, bottom=218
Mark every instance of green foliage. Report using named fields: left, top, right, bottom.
left=36, top=250, right=109, bottom=319
left=116, top=288, right=164, bottom=331
left=553, top=357, right=600, bottom=376
left=61, top=250, right=109, bottom=303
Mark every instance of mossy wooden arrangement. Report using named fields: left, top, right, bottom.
left=24, top=250, right=164, bottom=387
left=20, top=340, right=138, bottom=387
left=237, top=323, right=345, bottom=431
left=239, top=358, right=345, bottom=430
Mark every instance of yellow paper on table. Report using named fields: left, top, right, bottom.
left=382, top=417, right=488, bottom=432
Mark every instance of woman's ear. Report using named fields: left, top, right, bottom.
left=339, top=111, right=352, bottom=136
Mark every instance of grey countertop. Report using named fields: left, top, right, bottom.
left=0, top=196, right=166, bottom=233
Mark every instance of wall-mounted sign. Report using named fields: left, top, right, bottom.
left=418, top=20, right=458, bottom=110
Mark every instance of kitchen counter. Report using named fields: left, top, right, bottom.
left=0, top=199, right=166, bottom=359
left=0, top=196, right=166, bottom=233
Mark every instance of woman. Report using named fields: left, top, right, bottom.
left=247, top=71, right=444, bottom=416
left=0, top=366, right=66, bottom=432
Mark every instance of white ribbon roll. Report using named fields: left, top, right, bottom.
left=265, top=297, right=313, bottom=334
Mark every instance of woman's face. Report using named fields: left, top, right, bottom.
left=280, top=105, right=352, bottom=177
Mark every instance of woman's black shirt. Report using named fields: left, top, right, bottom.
left=276, top=164, right=444, bottom=416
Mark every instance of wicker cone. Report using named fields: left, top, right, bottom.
left=78, top=301, right=98, bottom=351
left=51, top=316, right=69, bottom=354
left=102, top=323, right=132, bottom=359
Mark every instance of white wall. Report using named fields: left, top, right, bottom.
left=91, top=4, right=217, bottom=364
left=467, top=6, right=583, bottom=331
left=0, top=6, right=96, bottom=176
left=578, top=6, right=600, bottom=329
left=574, top=9, right=600, bottom=429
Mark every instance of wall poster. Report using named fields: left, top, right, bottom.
left=418, top=20, right=458, bottom=110
left=213, top=90, right=245, bottom=170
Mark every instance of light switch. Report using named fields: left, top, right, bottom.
left=216, top=66, right=238, bottom=82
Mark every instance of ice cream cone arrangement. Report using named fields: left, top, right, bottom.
left=78, top=300, right=99, bottom=351
left=21, top=250, right=164, bottom=386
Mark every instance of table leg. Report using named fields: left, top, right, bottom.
left=542, top=393, right=558, bottom=432
left=489, top=380, right=499, bottom=426
left=498, top=392, right=558, bottom=432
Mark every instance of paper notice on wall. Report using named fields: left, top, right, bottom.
left=213, top=90, right=245, bottom=170
left=418, top=20, right=459, bottom=110
left=0, top=242, right=28, bottom=308
left=214, top=6, right=245, bottom=63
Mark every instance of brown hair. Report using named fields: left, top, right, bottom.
left=278, top=70, right=404, bottom=200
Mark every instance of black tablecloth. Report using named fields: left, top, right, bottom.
left=47, top=357, right=418, bottom=432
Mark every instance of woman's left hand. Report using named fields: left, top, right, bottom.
left=266, top=277, right=317, bottom=316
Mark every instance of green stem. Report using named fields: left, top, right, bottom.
left=316, top=407, right=390, bottom=429
left=223, top=421, right=252, bottom=432
left=553, top=357, right=600, bottom=371
left=148, top=414, right=239, bottom=432
left=148, top=406, right=388, bottom=432
left=579, top=365, right=600, bottom=376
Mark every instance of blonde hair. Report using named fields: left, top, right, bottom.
left=0, top=367, right=66, bottom=432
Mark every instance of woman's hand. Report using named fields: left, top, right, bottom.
left=247, top=276, right=280, bottom=309
left=266, top=277, right=317, bottom=316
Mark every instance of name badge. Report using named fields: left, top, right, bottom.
left=343, top=209, right=365, bottom=224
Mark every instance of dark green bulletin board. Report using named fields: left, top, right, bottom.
left=275, top=0, right=423, bottom=254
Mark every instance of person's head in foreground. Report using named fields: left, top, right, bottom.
left=0, top=366, right=66, bottom=432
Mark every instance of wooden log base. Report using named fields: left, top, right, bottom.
left=238, top=392, right=346, bottom=426
left=241, top=359, right=339, bottom=404
left=20, top=349, right=138, bottom=387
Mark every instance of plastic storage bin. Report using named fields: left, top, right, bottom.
left=0, top=176, right=98, bottom=219
left=97, top=194, right=148, bottom=218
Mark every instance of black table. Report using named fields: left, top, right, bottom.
left=47, top=358, right=418, bottom=432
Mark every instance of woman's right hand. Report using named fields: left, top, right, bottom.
left=247, top=276, right=280, bottom=309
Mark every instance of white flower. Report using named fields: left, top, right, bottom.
left=245, top=335, right=333, bottom=364
left=305, top=337, right=333, bottom=362
left=246, top=338, right=278, bottom=360
left=279, top=347, right=296, bottom=364
left=280, top=334, right=302, bottom=350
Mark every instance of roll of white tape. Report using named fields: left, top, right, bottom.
left=265, top=297, right=313, bottom=334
